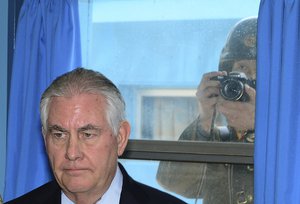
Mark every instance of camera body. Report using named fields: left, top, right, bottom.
left=211, top=72, right=255, bottom=102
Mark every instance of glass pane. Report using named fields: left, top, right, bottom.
left=79, top=0, right=260, bottom=141
left=120, top=159, right=254, bottom=204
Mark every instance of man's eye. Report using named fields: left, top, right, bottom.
left=239, top=65, right=248, bottom=70
left=81, top=131, right=98, bottom=139
left=84, top=133, right=93, bottom=138
left=52, top=132, right=65, bottom=139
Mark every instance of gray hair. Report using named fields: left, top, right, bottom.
left=40, top=67, right=126, bottom=135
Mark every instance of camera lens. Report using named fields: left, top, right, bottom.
left=220, top=78, right=244, bottom=101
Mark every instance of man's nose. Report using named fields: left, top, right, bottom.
left=65, top=136, right=83, bottom=161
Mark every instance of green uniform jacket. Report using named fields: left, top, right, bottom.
left=156, top=117, right=254, bottom=204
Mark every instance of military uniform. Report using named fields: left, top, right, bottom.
left=157, top=118, right=254, bottom=204
left=157, top=17, right=257, bottom=204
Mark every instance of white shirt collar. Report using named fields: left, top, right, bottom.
left=61, top=165, right=123, bottom=204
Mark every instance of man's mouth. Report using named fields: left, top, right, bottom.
left=63, top=168, right=88, bottom=176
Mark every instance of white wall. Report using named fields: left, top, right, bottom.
left=0, top=0, right=8, bottom=197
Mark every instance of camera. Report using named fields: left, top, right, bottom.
left=211, top=72, right=255, bottom=102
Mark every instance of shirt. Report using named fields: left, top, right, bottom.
left=61, top=166, right=123, bottom=204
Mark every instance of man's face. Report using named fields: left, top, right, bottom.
left=44, top=93, right=129, bottom=198
left=232, top=59, right=256, bottom=80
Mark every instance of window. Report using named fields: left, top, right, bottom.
left=79, top=0, right=259, bottom=141
left=135, top=88, right=197, bottom=140
left=79, top=1, right=259, bottom=203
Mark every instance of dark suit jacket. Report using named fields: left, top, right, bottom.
left=5, top=163, right=186, bottom=204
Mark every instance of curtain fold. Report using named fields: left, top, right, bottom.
left=4, top=0, right=81, bottom=201
left=255, top=0, right=300, bottom=203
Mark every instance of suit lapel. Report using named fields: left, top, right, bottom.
left=119, top=163, right=145, bottom=204
left=34, top=181, right=61, bottom=204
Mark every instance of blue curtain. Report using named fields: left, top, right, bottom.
left=255, top=0, right=300, bottom=203
left=4, top=0, right=81, bottom=201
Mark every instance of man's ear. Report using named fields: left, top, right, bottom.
left=117, top=121, right=130, bottom=156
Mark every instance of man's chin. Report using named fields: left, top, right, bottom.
left=60, top=174, right=94, bottom=193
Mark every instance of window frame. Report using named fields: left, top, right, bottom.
left=80, top=0, right=257, bottom=167
left=123, top=140, right=254, bottom=164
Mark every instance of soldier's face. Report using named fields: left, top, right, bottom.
left=232, top=59, right=256, bottom=80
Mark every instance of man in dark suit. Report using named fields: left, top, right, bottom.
left=5, top=68, right=185, bottom=204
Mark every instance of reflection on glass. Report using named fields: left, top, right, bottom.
left=79, top=0, right=259, bottom=141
